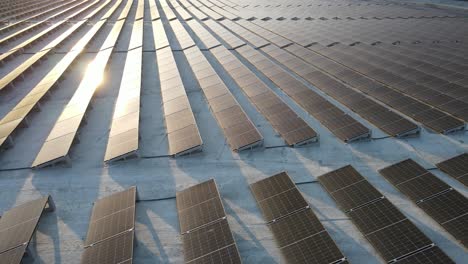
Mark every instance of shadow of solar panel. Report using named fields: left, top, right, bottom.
left=366, top=220, right=432, bottom=262
left=0, top=244, right=27, bottom=264
left=442, top=214, right=467, bottom=248
left=317, top=165, right=364, bottom=193
left=258, top=188, right=308, bottom=222
left=379, top=159, right=427, bottom=185
left=85, top=206, right=135, bottom=246
left=331, top=180, right=383, bottom=212
left=90, top=187, right=136, bottom=221
left=178, top=197, right=225, bottom=233
left=176, top=179, right=218, bottom=211
left=396, top=246, right=454, bottom=264
left=281, top=231, right=345, bottom=264
left=396, top=173, right=450, bottom=202
left=269, top=209, right=324, bottom=248
left=187, top=244, right=241, bottom=264
left=348, top=198, right=406, bottom=235
left=182, top=219, right=237, bottom=262
left=250, top=172, right=295, bottom=202
left=436, top=153, right=468, bottom=186
left=81, top=230, right=134, bottom=264
left=419, top=190, right=468, bottom=224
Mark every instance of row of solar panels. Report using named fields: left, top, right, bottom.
left=1, top=153, right=465, bottom=263
left=0, top=0, right=54, bottom=20
left=0, top=0, right=466, bottom=167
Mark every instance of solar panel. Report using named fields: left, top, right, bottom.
left=396, top=246, right=455, bottom=264
left=85, top=206, right=135, bottom=246
left=396, top=173, right=451, bottom=202
left=257, top=187, right=308, bottom=222
left=330, top=180, right=383, bottom=212
left=176, top=179, right=219, bottom=211
left=319, top=165, right=453, bottom=262
left=348, top=198, right=406, bottom=235
left=442, top=214, right=468, bottom=248
left=81, top=230, right=134, bottom=264
left=182, top=218, right=239, bottom=263
left=378, top=159, right=427, bottom=185
left=250, top=172, right=295, bottom=202
left=186, top=243, right=241, bottom=264
left=90, top=187, right=136, bottom=221
left=178, top=197, right=225, bottom=234
left=0, top=244, right=27, bottom=264
left=380, top=159, right=467, bottom=248
left=436, top=153, right=468, bottom=186
left=366, top=219, right=433, bottom=262
left=250, top=172, right=347, bottom=263
left=281, top=231, right=346, bottom=264
left=269, top=208, right=324, bottom=248
left=418, top=189, right=468, bottom=224
left=0, top=196, right=53, bottom=263
left=82, top=187, right=136, bottom=263
left=317, top=165, right=364, bottom=193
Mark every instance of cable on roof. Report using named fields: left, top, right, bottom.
left=140, top=154, right=172, bottom=159
left=295, top=180, right=318, bottom=185
left=0, top=167, right=31, bottom=172
left=265, top=145, right=289, bottom=149
left=371, top=135, right=391, bottom=140
left=136, top=196, right=176, bottom=203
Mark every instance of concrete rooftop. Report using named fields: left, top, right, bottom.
left=0, top=0, right=467, bottom=263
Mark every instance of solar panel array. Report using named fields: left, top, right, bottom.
left=379, top=159, right=468, bottom=248
left=250, top=172, right=347, bottom=264
left=154, top=13, right=203, bottom=156
left=0, top=196, right=54, bottom=264
left=32, top=0, right=128, bottom=167
left=436, top=153, right=468, bottom=186
left=166, top=16, right=263, bottom=151
left=104, top=0, right=144, bottom=162
left=81, top=186, right=137, bottom=264
left=318, top=165, right=454, bottom=263
left=175, top=179, right=241, bottom=263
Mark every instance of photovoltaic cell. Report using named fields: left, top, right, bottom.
left=378, top=159, right=427, bottom=185
left=90, top=187, right=136, bottom=221
left=396, top=173, right=450, bottom=202
left=436, top=153, right=468, bottom=186
left=0, top=244, right=27, bottom=264
left=85, top=206, right=135, bottom=246
left=81, top=231, right=134, bottom=264
left=176, top=179, right=219, bottom=212
left=442, top=214, right=468, bottom=248
left=281, top=231, right=345, bottom=264
left=257, top=187, right=308, bottom=222
left=348, top=198, right=406, bottom=235
left=182, top=219, right=237, bottom=263
left=269, top=209, right=324, bottom=248
left=187, top=244, right=241, bottom=264
left=178, top=197, right=226, bottom=233
left=396, top=246, right=455, bottom=264
left=0, top=196, right=50, bottom=256
left=250, top=172, right=295, bottom=202
left=366, top=220, right=433, bottom=262
left=330, top=180, right=383, bottom=212
left=418, top=190, right=468, bottom=223
left=317, top=165, right=364, bottom=193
